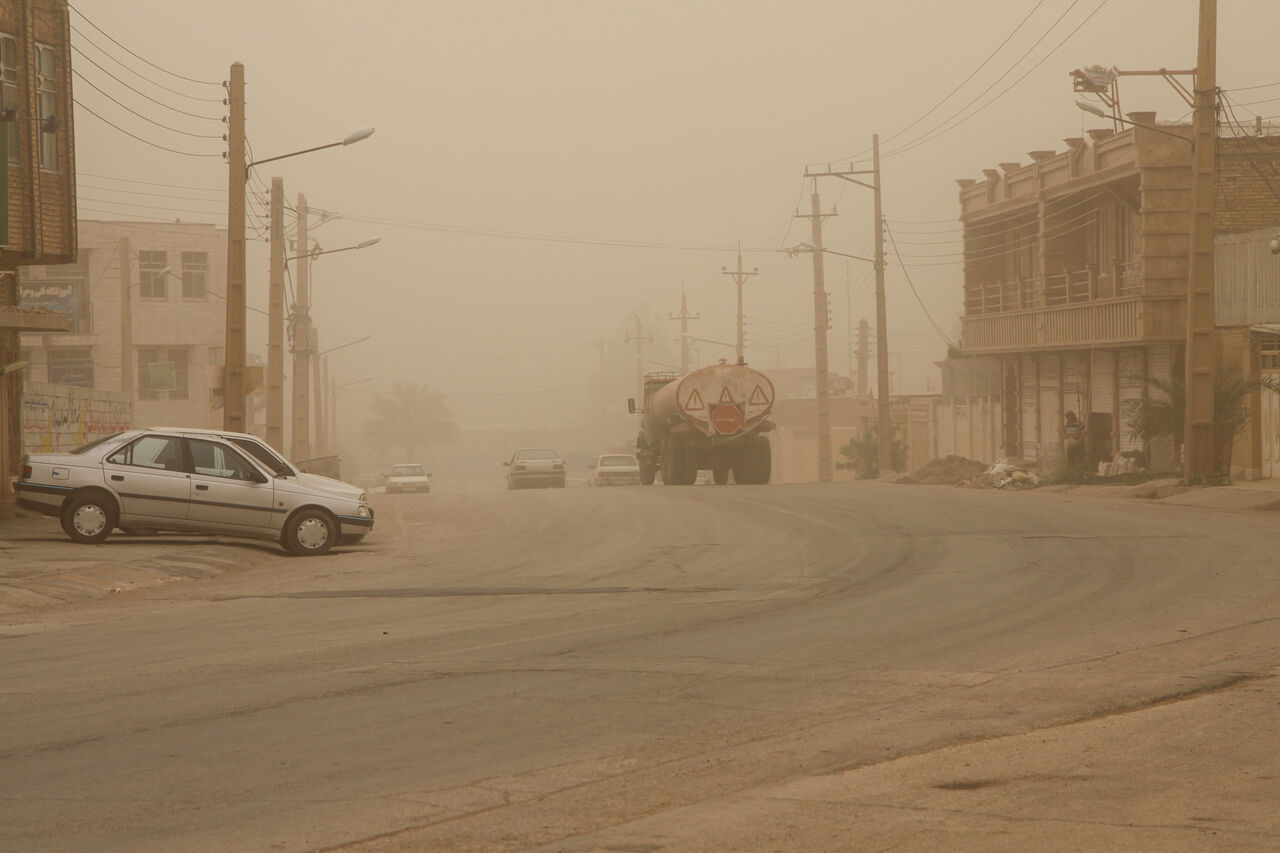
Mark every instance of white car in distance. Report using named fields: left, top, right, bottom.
left=386, top=463, right=431, bottom=494
left=587, top=453, right=642, bottom=486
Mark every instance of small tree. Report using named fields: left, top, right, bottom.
left=837, top=424, right=907, bottom=479
left=1125, top=368, right=1276, bottom=477
left=363, top=383, right=458, bottom=461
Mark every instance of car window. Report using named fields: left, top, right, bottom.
left=228, top=437, right=295, bottom=477
left=391, top=465, right=425, bottom=477
left=188, top=438, right=261, bottom=482
left=516, top=449, right=559, bottom=460
left=106, top=435, right=185, bottom=471
left=601, top=455, right=636, bottom=467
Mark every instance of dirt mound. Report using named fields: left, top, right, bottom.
left=905, top=455, right=989, bottom=486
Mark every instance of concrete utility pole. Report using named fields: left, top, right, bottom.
left=223, top=61, right=247, bottom=433
left=669, top=284, right=699, bottom=374
left=845, top=261, right=854, bottom=380
left=329, top=372, right=337, bottom=450
left=872, top=135, right=892, bottom=476
left=118, top=237, right=132, bottom=395
left=626, top=315, right=653, bottom=401
left=290, top=193, right=312, bottom=463
left=858, top=318, right=869, bottom=399
left=265, top=177, right=286, bottom=452
left=1183, top=0, right=1218, bottom=483
left=312, top=330, right=324, bottom=456
left=721, top=246, right=757, bottom=364
left=796, top=180, right=836, bottom=482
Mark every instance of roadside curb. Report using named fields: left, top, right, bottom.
left=881, top=476, right=1280, bottom=512
left=0, top=517, right=282, bottom=614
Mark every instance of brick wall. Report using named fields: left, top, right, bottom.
left=1216, top=136, right=1280, bottom=233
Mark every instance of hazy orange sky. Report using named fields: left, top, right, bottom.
left=68, top=1, right=1279, bottom=432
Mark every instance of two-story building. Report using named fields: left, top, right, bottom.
left=20, top=219, right=227, bottom=431
left=957, top=112, right=1280, bottom=471
left=1, top=0, right=76, bottom=510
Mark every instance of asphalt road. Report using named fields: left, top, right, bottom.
left=2, top=481, right=1278, bottom=852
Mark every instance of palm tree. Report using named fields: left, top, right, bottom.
left=363, top=383, right=458, bottom=461
left=1126, top=368, right=1276, bottom=476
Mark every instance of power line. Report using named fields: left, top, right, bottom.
left=74, top=98, right=224, bottom=158
left=883, top=220, right=955, bottom=347
left=68, top=3, right=222, bottom=87
left=70, top=43, right=224, bottom=120
left=72, top=69, right=225, bottom=138
left=77, top=171, right=223, bottom=193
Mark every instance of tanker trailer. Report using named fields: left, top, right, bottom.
left=628, top=362, right=775, bottom=486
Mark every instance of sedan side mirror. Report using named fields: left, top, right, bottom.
left=627, top=398, right=637, bottom=414
left=503, top=461, right=510, bottom=466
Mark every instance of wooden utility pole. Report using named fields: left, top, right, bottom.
left=796, top=180, right=837, bottom=482
left=721, top=246, right=757, bottom=365
left=118, top=237, right=132, bottom=395
left=858, top=318, right=869, bottom=399
left=626, top=315, right=652, bottom=401
left=669, top=284, right=699, bottom=374
left=290, top=194, right=312, bottom=463
left=312, top=330, right=324, bottom=456
left=592, top=339, right=609, bottom=446
left=329, top=372, right=337, bottom=451
left=873, top=134, right=892, bottom=475
left=1183, top=0, right=1218, bottom=482
left=223, top=62, right=247, bottom=432
left=265, top=177, right=286, bottom=452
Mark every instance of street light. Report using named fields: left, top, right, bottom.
left=283, top=238, right=381, bottom=264
left=788, top=241, right=876, bottom=265
left=223, top=64, right=374, bottom=435
left=1075, top=100, right=1193, bottom=147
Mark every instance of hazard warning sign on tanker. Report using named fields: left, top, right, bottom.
left=710, top=403, right=744, bottom=435
left=684, top=389, right=705, bottom=411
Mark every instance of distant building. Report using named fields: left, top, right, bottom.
left=20, top=219, right=227, bottom=429
left=1, top=0, right=77, bottom=511
left=957, top=114, right=1280, bottom=471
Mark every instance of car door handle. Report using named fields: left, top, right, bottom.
left=195, top=484, right=210, bottom=491
left=110, top=474, right=124, bottom=482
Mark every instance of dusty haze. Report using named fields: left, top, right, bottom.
left=69, top=0, right=1279, bottom=470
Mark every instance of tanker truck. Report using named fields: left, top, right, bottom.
left=627, top=361, right=775, bottom=486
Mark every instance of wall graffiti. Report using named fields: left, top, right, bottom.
left=22, top=383, right=133, bottom=454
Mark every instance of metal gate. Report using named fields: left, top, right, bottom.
left=1118, top=349, right=1145, bottom=452
left=1263, top=383, right=1280, bottom=479
left=1091, top=350, right=1115, bottom=415
left=1020, top=354, right=1037, bottom=458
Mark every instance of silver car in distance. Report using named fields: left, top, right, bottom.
left=15, top=427, right=374, bottom=556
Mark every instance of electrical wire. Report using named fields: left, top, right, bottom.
left=72, top=69, right=225, bottom=138
left=68, top=3, right=221, bottom=87
left=75, top=98, right=224, bottom=157
left=69, top=44, right=225, bottom=120
left=883, top=220, right=955, bottom=347
left=77, top=171, right=223, bottom=193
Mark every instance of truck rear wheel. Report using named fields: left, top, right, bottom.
left=660, top=437, right=698, bottom=486
left=712, top=465, right=730, bottom=485
left=640, top=460, right=657, bottom=485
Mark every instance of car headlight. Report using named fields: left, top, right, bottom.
left=359, top=491, right=367, bottom=502
left=357, top=505, right=371, bottom=518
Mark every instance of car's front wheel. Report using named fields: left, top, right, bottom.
left=281, top=508, right=336, bottom=556
left=63, top=492, right=117, bottom=545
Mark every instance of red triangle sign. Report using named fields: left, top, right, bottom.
left=717, top=387, right=735, bottom=404
left=685, top=389, right=705, bottom=410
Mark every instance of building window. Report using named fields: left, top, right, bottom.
left=137, top=346, right=189, bottom=401
left=47, top=348, right=94, bottom=387
left=138, top=251, right=167, bottom=299
left=34, top=43, right=57, bottom=172
left=0, top=33, right=17, bottom=165
left=181, top=251, right=207, bottom=299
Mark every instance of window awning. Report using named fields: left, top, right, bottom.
left=1250, top=324, right=1280, bottom=336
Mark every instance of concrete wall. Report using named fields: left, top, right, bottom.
left=22, top=381, right=132, bottom=454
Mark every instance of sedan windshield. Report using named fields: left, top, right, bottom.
left=391, top=465, right=425, bottom=477
left=229, top=437, right=295, bottom=477
left=516, top=449, right=560, bottom=460
left=600, top=455, right=637, bottom=467
left=70, top=433, right=124, bottom=455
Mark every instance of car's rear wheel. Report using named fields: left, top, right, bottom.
left=281, top=508, right=336, bottom=556
left=63, top=492, right=116, bottom=545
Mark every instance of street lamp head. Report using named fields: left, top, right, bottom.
left=1076, top=100, right=1109, bottom=119
left=356, top=237, right=381, bottom=249
left=342, top=127, right=375, bottom=146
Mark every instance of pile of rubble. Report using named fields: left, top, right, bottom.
left=897, top=455, right=1041, bottom=490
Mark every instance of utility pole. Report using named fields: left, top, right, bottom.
left=223, top=61, right=247, bottom=433
left=796, top=180, right=836, bottom=482
left=668, top=284, right=699, bottom=374
left=1183, top=0, right=1218, bottom=483
left=721, top=245, right=757, bottom=364
left=872, top=135, right=892, bottom=476
left=593, top=339, right=609, bottom=446
left=858, top=318, right=869, bottom=399
left=118, top=237, right=132, bottom=396
left=265, top=177, right=286, bottom=452
left=626, top=315, right=652, bottom=401
left=313, top=331, right=324, bottom=457
left=805, top=145, right=892, bottom=475
left=290, top=193, right=312, bottom=463
left=329, top=372, right=337, bottom=450
left=844, top=260, right=854, bottom=380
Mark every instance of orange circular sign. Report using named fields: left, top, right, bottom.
left=710, top=403, right=743, bottom=434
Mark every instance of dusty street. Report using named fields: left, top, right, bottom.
left=1, top=482, right=1278, bottom=852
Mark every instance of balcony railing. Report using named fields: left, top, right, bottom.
left=961, top=296, right=1145, bottom=353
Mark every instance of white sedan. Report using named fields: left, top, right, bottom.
left=587, top=453, right=642, bottom=486
left=386, top=463, right=431, bottom=494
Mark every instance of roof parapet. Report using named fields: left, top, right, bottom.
left=1027, top=150, right=1056, bottom=163
left=998, top=161, right=1021, bottom=174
